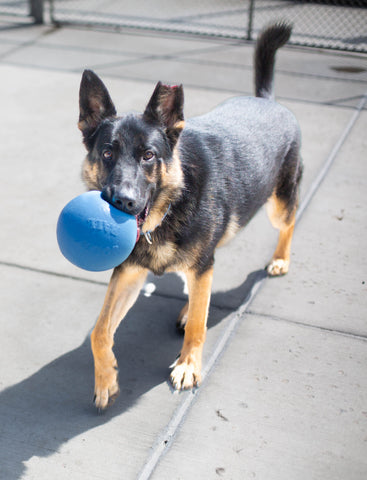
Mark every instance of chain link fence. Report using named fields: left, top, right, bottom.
left=1, top=1, right=366, bottom=52
left=250, top=0, right=367, bottom=52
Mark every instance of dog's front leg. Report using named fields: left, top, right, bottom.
left=170, top=267, right=213, bottom=390
left=91, top=264, right=148, bottom=409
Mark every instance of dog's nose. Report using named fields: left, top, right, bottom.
left=102, top=186, right=138, bottom=215
left=111, top=193, right=136, bottom=215
left=112, top=194, right=136, bottom=214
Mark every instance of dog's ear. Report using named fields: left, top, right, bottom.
left=78, top=70, right=116, bottom=146
left=143, top=82, right=185, bottom=148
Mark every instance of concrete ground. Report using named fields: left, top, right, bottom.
left=0, top=14, right=366, bottom=480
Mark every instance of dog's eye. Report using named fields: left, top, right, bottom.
left=142, top=150, right=155, bottom=162
left=102, top=149, right=113, bottom=161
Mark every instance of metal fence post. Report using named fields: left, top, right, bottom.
left=247, top=0, right=255, bottom=40
left=30, top=0, right=44, bottom=24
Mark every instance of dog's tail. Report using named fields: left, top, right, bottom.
left=254, top=22, right=292, bottom=100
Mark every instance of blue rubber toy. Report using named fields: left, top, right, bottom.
left=57, top=191, right=138, bottom=271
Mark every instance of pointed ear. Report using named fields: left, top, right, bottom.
left=143, top=82, right=185, bottom=147
left=78, top=70, right=116, bottom=145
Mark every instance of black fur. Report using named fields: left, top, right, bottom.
left=255, top=22, right=292, bottom=99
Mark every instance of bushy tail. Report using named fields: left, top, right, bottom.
left=254, top=22, right=292, bottom=99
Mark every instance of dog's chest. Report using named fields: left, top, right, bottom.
left=131, top=238, right=179, bottom=275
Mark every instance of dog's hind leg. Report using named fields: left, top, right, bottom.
left=266, top=193, right=296, bottom=276
left=91, top=264, right=148, bottom=410
left=266, top=149, right=302, bottom=276
left=170, top=267, right=213, bottom=390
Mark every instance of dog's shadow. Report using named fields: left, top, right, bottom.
left=0, top=269, right=266, bottom=479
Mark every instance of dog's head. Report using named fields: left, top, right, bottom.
left=78, top=70, right=185, bottom=232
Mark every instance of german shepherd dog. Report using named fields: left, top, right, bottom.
left=78, top=23, right=302, bottom=409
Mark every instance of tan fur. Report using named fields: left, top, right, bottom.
left=217, top=214, right=240, bottom=247
left=177, top=302, right=189, bottom=330
left=82, top=157, right=100, bottom=190
left=266, top=191, right=296, bottom=275
left=170, top=267, right=213, bottom=390
left=78, top=120, right=87, bottom=132
left=91, top=265, right=148, bottom=409
left=142, top=148, right=184, bottom=233
left=266, top=190, right=292, bottom=229
left=173, top=120, right=185, bottom=131
left=149, top=241, right=177, bottom=272
left=166, top=242, right=206, bottom=274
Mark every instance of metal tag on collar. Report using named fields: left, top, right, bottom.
left=142, top=203, right=171, bottom=245
left=144, top=231, right=153, bottom=245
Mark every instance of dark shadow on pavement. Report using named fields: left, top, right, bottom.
left=0, top=268, right=266, bottom=479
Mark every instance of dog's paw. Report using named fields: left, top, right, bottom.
left=93, top=367, right=120, bottom=410
left=170, top=354, right=201, bottom=390
left=267, top=258, right=289, bottom=276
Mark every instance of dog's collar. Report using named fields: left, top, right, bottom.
left=143, top=204, right=171, bottom=245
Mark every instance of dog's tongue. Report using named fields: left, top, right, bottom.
left=135, top=216, right=140, bottom=243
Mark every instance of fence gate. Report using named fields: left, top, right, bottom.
left=1, top=1, right=367, bottom=53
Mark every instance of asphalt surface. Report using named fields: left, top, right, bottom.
left=0, top=14, right=366, bottom=480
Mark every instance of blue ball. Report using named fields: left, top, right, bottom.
left=57, top=191, right=138, bottom=272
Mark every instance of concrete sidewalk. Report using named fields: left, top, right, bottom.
left=0, top=16, right=366, bottom=480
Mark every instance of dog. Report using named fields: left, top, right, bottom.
left=77, top=22, right=302, bottom=409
